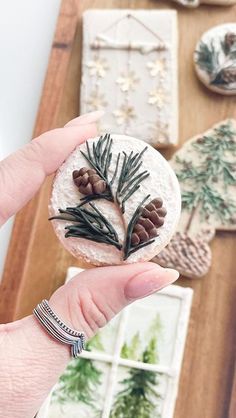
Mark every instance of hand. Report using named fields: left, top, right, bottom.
left=0, top=113, right=179, bottom=418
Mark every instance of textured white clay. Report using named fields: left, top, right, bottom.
left=49, top=134, right=181, bottom=266
left=194, top=24, right=236, bottom=95
left=154, top=120, right=236, bottom=278
left=80, top=10, right=178, bottom=148
left=173, top=0, right=236, bottom=6
left=37, top=267, right=193, bottom=418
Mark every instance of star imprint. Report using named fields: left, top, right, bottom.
left=116, top=71, right=139, bottom=92
left=86, top=91, right=107, bottom=111
left=86, top=56, right=109, bottom=78
left=146, top=58, right=166, bottom=77
left=113, top=104, right=136, bottom=125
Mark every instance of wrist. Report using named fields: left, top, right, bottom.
left=0, top=315, right=70, bottom=418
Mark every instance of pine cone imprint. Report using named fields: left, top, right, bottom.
left=153, top=232, right=212, bottom=279
left=131, top=198, right=167, bottom=247
left=224, top=32, right=236, bottom=49
left=221, top=67, right=236, bottom=84
left=73, top=167, right=107, bottom=195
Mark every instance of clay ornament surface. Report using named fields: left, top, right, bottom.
left=154, top=120, right=236, bottom=278
left=37, top=267, right=193, bottom=418
left=173, top=0, right=236, bottom=6
left=194, top=24, right=236, bottom=95
left=80, top=9, right=178, bottom=148
left=49, top=134, right=181, bottom=266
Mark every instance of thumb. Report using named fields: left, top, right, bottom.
left=50, top=262, right=179, bottom=339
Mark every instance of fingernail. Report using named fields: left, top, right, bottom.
left=125, top=267, right=179, bottom=300
left=64, top=111, right=105, bottom=127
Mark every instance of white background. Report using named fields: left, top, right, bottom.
left=0, top=0, right=61, bottom=277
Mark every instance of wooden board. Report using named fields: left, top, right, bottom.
left=229, top=361, right=236, bottom=418
left=1, top=1, right=236, bottom=418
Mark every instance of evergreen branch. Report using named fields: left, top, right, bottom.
left=195, top=40, right=219, bottom=75
left=110, top=152, right=121, bottom=185
left=52, top=338, right=103, bottom=409
left=215, top=121, right=236, bottom=144
left=80, top=134, right=114, bottom=201
left=49, top=203, right=122, bottom=250
left=78, top=193, right=114, bottom=206
left=116, top=147, right=150, bottom=212
left=121, top=333, right=142, bottom=361
left=124, top=195, right=151, bottom=260
left=111, top=337, right=162, bottom=418
left=211, top=65, right=236, bottom=87
left=178, top=121, right=236, bottom=181
left=79, top=136, right=149, bottom=211
left=229, top=49, right=236, bottom=59
left=126, top=239, right=156, bottom=257
left=121, top=185, right=141, bottom=213
left=223, top=164, right=236, bottom=185
left=90, top=202, right=119, bottom=242
left=200, top=184, right=236, bottom=222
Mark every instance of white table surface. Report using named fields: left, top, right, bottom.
left=0, top=0, right=61, bottom=278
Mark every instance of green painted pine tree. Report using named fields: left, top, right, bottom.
left=175, top=121, right=236, bottom=232
left=121, top=332, right=141, bottom=361
left=110, top=337, right=162, bottom=418
left=52, top=335, right=103, bottom=410
left=121, top=313, right=162, bottom=363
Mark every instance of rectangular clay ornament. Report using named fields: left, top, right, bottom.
left=80, top=9, right=178, bottom=148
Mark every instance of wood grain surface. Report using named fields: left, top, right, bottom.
left=1, top=1, right=236, bottom=418
left=229, top=360, right=236, bottom=418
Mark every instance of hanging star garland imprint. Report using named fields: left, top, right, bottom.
left=80, top=10, right=178, bottom=147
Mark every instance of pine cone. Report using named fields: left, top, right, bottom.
left=153, top=231, right=212, bottom=279
left=72, top=167, right=106, bottom=195
left=131, top=198, right=167, bottom=247
left=221, top=67, right=236, bottom=84
left=224, top=32, right=236, bottom=50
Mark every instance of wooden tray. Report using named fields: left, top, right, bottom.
left=1, top=1, right=236, bottom=417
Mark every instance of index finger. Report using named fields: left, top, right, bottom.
left=0, top=122, right=97, bottom=226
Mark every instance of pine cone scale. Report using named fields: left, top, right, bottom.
left=222, top=67, right=236, bottom=84
left=137, top=217, right=155, bottom=231
left=225, top=32, right=236, bottom=49
left=148, top=211, right=164, bottom=227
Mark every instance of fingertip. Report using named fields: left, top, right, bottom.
left=64, top=110, right=105, bottom=127
left=124, top=265, right=179, bottom=300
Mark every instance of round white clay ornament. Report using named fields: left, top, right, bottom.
left=49, top=134, right=181, bottom=266
left=194, top=23, right=236, bottom=95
